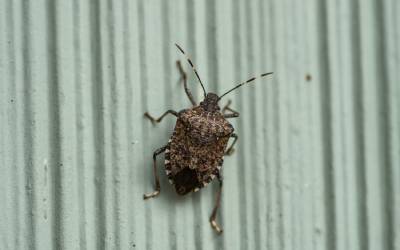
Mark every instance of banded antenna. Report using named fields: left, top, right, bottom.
left=218, top=72, right=273, bottom=101
left=175, top=44, right=207, bottom=98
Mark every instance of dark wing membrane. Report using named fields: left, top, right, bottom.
left=166, top=118, right=229, bottom=194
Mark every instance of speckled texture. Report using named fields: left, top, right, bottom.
left=165, top=105, right=233, bottom=195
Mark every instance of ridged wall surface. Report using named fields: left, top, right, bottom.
left=0, top=0, right=399, bottom=249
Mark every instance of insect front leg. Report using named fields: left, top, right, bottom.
left=144, top=110, right=178, bottom=125
left=143, top=145, right=168, bottom=199
left=210, top=175, right=223, bottom=234
left=176, top=60, right=197, bottom=106
left=225, top=133, right=238, bottom=156
left=222, top=100, right=240, bottom=118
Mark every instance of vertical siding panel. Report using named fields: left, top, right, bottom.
left=99, top=0, right=114, bottom=247
left=125, top=0, right=146, bottom=248
left=233, top=0, right=249, bottom=249
left=88, top=0, right=107, bottom=248
left=294, top=1, right=313, bottom=249
left=162, top=0, right=182, bottom=249
left=9, top=0, right=32, bottom=249
left=326, top=1, right=347, bottom=249
left=375, top=1, right=397, bottom=250
left=0, top=1, right=11, bottom=248
left=241, top=0, right=256, bottom=249
left=248, top=1, right=265, bottom=249
left=143, top=1, right=170, bottom=249
left=135, top=0, right=150, bottom=248
left=29, top=0, right=53, bottom=248
left=110, top=0, right=131, bottom=248
left=20, top=0, right=36, bottom=247
left=275, top=0, right=293, bottom=249
left=72, top=0, right=97, bottom=248
left=306, top=0, right=328, bottom=249
left=215, top=0, right=236, bottom=248
left=350, top=1, right=369, bottom=249
left=288, top=0, right=303, bottom=248
left=53, top=0, right=82, bottom=248
left=121, top=0, right=140, bottom=248
left=257, top=1, right=271, bottom=248
left=71, top=0, right=87, bottom=248
left=0, top=0, right=11, bottom=248
left=264, top=1, right=281, bottom=249
left=384, top=1, right=400, bottom=248
left=359, top=0, right=390, bottom=249
left=315, top=0, right=336, bottom=249
left=337, top=1, right=363, bottom=249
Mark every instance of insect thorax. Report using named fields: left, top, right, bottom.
left=179, top=106, right=233, bottom=146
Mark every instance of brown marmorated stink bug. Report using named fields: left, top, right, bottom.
left=143, top=44, right=273, bottom=234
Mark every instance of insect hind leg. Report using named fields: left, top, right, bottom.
left=143, top=145, right=168, bottom=199
left=210, top=175, right=223, bottom=234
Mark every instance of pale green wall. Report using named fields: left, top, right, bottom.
left=0, top=0, right=399, bottom=249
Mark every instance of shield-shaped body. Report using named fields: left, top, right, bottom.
left=164, top=106, right=234, bottom=195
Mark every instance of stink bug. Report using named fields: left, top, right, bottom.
left=143, top=44, right=272, bottom=234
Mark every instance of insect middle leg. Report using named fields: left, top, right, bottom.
left=210, top=175, right=223, bottom=234
left=222, top=100, right=240, bottom=118
left=225, top=133, right=238, bottom=155
left=143, top=145, right=168, bottom=199
left=144, top=110, right=178, bottom=125
left=176, top=60, right=197, bottom=106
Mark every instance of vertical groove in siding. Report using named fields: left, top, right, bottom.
left=89, top=0, right=106, bottom=248
left=21, top=0, right=36, bottom=248
left=374, top=1, right=394, bottom=249
left=0, top=1, right=7, bottom=248
left=387, top=1, right=400, bottom=249
left=350, top=0, right=369, bottom=249
left=316, top=0, right=336, bottom=250
left=1, top=1, right=399, bottom=250
left=46, top=0, right=60, bottom=247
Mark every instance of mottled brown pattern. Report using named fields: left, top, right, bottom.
left=165, top=106, right=233, bottom=195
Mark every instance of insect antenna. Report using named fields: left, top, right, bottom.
left=218, top=72, right=273, bottom=100
left=175, top=43, right=207, bottom=98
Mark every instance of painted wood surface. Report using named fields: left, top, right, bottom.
left=0, top=0, right=399, bottom=249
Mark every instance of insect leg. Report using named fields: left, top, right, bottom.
left=176, top=60, right=197, bottom=106
left=222, top=100, right=240, bottom=118
left=143, top=145, right=168, bottom=199
left=144, top=110, right=178, bottom=125
left=225, top=133, right=238, bottom=156
left=209, top=176, right=223, bottom=234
